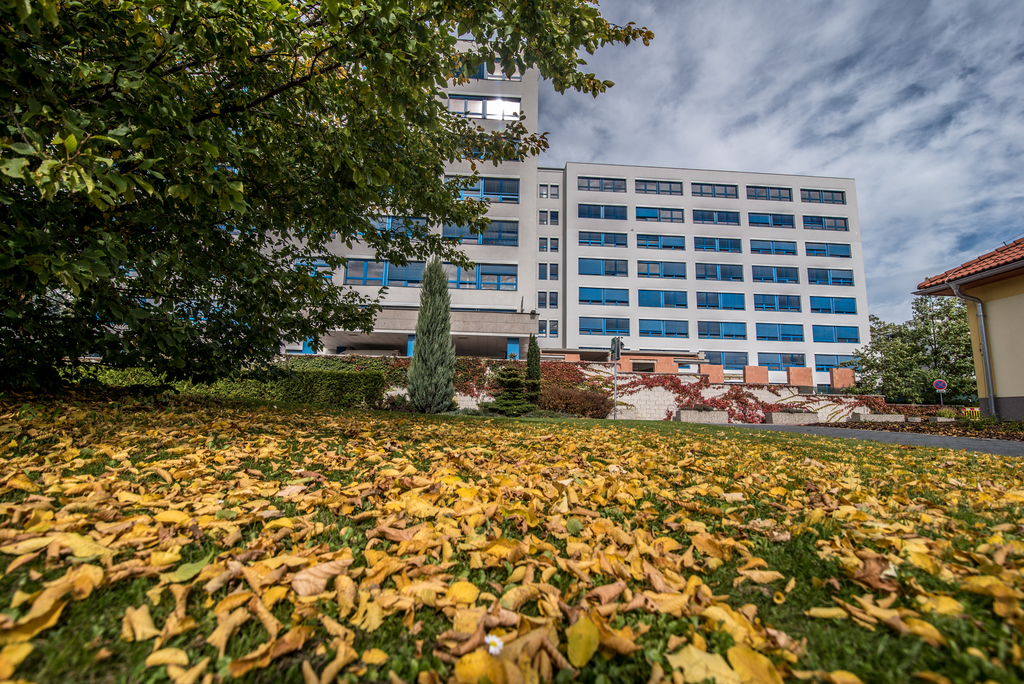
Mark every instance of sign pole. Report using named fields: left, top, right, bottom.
left=612, top=337, right=619, bottom=420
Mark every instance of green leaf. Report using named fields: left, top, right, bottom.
left=8, top=142, right=36, bottom=155
left=0, top=158, right=29, bottom=179
left=63, top=133, right=78, bottom=154
left=159, top=551, right=214, bottom=583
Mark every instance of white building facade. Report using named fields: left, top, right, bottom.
left=314, top=62, right=870, bottom=387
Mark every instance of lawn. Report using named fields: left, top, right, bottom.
left=0, top=394, right=1021, bottom=684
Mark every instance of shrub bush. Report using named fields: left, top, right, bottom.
left=936, top=407, right=957, bottom=419
left=538, top=386, right=613, bottom=419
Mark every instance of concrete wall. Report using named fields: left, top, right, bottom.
left=964, top=274, right=1024, bottom=419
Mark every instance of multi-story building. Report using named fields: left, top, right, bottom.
left=311, top=60, right=870, bottom=388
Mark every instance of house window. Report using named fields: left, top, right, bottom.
left=812, top=325, right=860, bottom=344
left=539, top=184, right=549, bottom=198
left=457, top=58, right=522, bottom=81
left=549, top=320, right=559, bottom=338
left=578, top=177, right=626, bottom=192
left=538, top=320, right=547, bottom=336
left=637, top=234, right=686, bottom=250
left=639, top=320, right=689, bottom=338
left=538, top=292, right=547, bottom=309
left=550, top=184, right=559, bottom=199
left=695, top=263, right=743, bottom=281
left=479, top=264, right=518, bottom=290
left=754, top=294, right=801, bottom=312
left=578, top=258, right=627, bottom=277
left=747, top=186, right=793, bottom=202
left=702, top=351, right=748, bottom=370
left=579, top=317, right=630, bottom=336
left=549, top=263, right=559, bottom=280
left=457, top=177, right=520, bottom=203
left=756, top=323, right=804, bottom=341
left=815, top=354, right=857, bottom=371
left=387, top=261, right=426, bottom=287
left=636, top=180, right=683, bottom=195
left=810, top=297, right=857, bottom=314
left=344, top=259, right=385, bottom=286
left=808, top=268, right=854, bottom=286
left=443, top=221, right=518, bottom=246
left=578, top=204, right=628, bottom=220
left=801, top=189, right=846, bottom=204
left=693, top=210, right=740, bottom=225
left=550, top=238, right=559, bottom=252
left=579, top=288, right=629, bottom=306
left=750, top=240, right=797, bottom=255
left=538, top=263, right=547, bottom=280
left=803, top=216, right=849, bottom=231
left=539, top=211, right=548, bottom=225
left=752, top=266, right=799, bottom=283
left=697, top=292, right=745, bottom=310
left=758, top=353, right=806, bottom=370
left=548, top=292, right=558, bottom=309
left=694, top=237, right=741, bottom=253
left=549, top=211, right=559, bottom=226
left=579, top=232, right=628, bottom=247
left=698, top=321, right=747, bottom=340
left=539, top=237, right=547, bottom=252
left=692, top=183, right=738, bottom=198
left=805, top=242, right=851, bottom=258
left=748, top=213, right=795, bottom=229
left=636, top=207, right=685, bottom=223
left=638, top=290, right=687, bottom=308
left=638, top=261, right=687, bottom=279
left=447, top=95, right=521, bottom=120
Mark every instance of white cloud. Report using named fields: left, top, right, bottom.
left=539, top=0, right=1024, bottom=322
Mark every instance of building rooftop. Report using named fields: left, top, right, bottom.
left=917, top=236, right=1024, bottom=294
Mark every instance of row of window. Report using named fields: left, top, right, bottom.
left=578, top=205, right=849, bottom=230
left=573, top=288, right=856, bottom=314
left=575, top=259, right=855, bottom=285
left=577, top=179, right=846, bottom=204
left=454, top=58, right=522, bottom=82
left=576, top=318, right=859, bottom=342
left=536, top=320, right=559, bottom=338
left=345, top=260, right=518, bottom=290
left=698, top=352, right=856, bottom=371
left=447, top=95, right=521, bottom=121
left=538, top=184, right=560, bottom=199
left=578, top=232, right=851, bottom=257
left=538, top=210, right=560, bottom=225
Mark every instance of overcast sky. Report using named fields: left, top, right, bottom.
left=538, top=0, right=1024, bottom=323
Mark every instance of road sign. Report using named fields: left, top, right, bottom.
left=933, top=379, right=948, bottom=392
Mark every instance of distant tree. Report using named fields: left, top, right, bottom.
left=850, top=297, right=975, bottom=403
left=483, top=364, right=536, bottom=417
left=525, top=334, right=541, bottom=403
left=406, top=259, right=455, bottom=413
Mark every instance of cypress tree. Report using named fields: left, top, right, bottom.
left=525, top=334, right=541, bottom=403
left=407, top=258, right=456, bottom=413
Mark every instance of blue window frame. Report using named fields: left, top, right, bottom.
left=803, top=216, right=849, bottom=231
left=578, top=177, right=626, bottom=192
left=694, top=237, right=741, bottom=253
left=692, top=183, right=738, bottom=198
left=813, top=325, right=860, bottom=343
left=815, top=354, right=858, bottom=371
left=549, top=291, right=559, bottom=309
left=345, top=260, right=515, bottom=290
left=752, top=266, right=799, bottom=283
left=549, top=320, right=559, bottom=338
left=695, top=263, right=743, bottom=281
left=580, top=317, right=630, bottom=336
left=748, top=213, right=795, bottom=229
left=579, top=231, right=628, bottom=247
left=538, top=292, right=547, bottom=309
left=538, top=263, right=547, bottom=280
left=636, top=207, right=685, bottom=223
left=457, top=177, right=520, bottom=203
left=538, top=320, right=546, bottom=336
left=639, top=320, right=689, bottom=338
left=344, top=259, right=384, bottom=286
left=801, top=189, right=846, bottom=204
left=808, top=268, right=854, bottom=286
left=702, top=351, right=749, bottom=370
left=756, top=323, right=804, bottom=341
left=636, top=180, right=683, bottom=195
left=579, top=287, right=629, bottom=306
left=637, top=234, right=686, bottom=250
left=696, top=292, right=745, bottom=310
left=447, top=95, right=521, bottom=120
left=758, top=353, right=806, bottom=370
left=579, top=258, right=628, bottom=277
left=698, top=321, right=747, bottom=339
left=385, top=261, right=425, bottom=287
left=750, top=240, right=797, bottom=255
left=443, top=220, right=519, bottom=246
left=638, top=261, right=687, bottom=278
left=810, top=296, right=857, bottom=314
left=455, top=57, right=522, bottom=81
left=754, top=294, right=801, bottom=312
left=693, top=210, right=740, bottom=225
left=638, top=290, right=687, bottom=308
left=578, top=204, right=628, bottom=220
left=747, top=186, right=793, bottom=202
left=805, top=242, right=852, bottom=258
left=479, top=264, right=518, bottom=290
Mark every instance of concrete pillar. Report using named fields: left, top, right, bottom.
left=830, top=367, right=855, bottom=389
left=743, top=366, right=769, bottom=384
left=699, top=364, right=724, bottom=383
left=787, top=367, right=813, bottom=387
left=406, top=334, right=415, bottom=357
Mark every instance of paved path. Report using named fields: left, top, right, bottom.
left=728, top=423, right=1024, bottom=457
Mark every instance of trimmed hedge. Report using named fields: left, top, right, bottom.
left=89, top=366, right=386, bottom=409
left=538, top=386, right=614, bottom=419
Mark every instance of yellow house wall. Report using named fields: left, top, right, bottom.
left=964, top=274, right=1024, bottom=401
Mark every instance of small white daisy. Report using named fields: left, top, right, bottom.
left=484, top=634, right=504, bottom=656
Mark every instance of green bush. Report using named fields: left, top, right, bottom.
left=936, top=407, right=957, bottom=419
left=538, top=386, right=613, bottom=419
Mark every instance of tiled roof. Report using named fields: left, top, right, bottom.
left=917, top=236, right=1024, bottom=291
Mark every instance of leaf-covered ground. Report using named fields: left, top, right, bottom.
left=0, top=395, right=1022, bottom=684
left=812, top=421, right=1024, bottom=442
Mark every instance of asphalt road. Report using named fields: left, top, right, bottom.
left=728, top=423, right=1024, bottom=457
